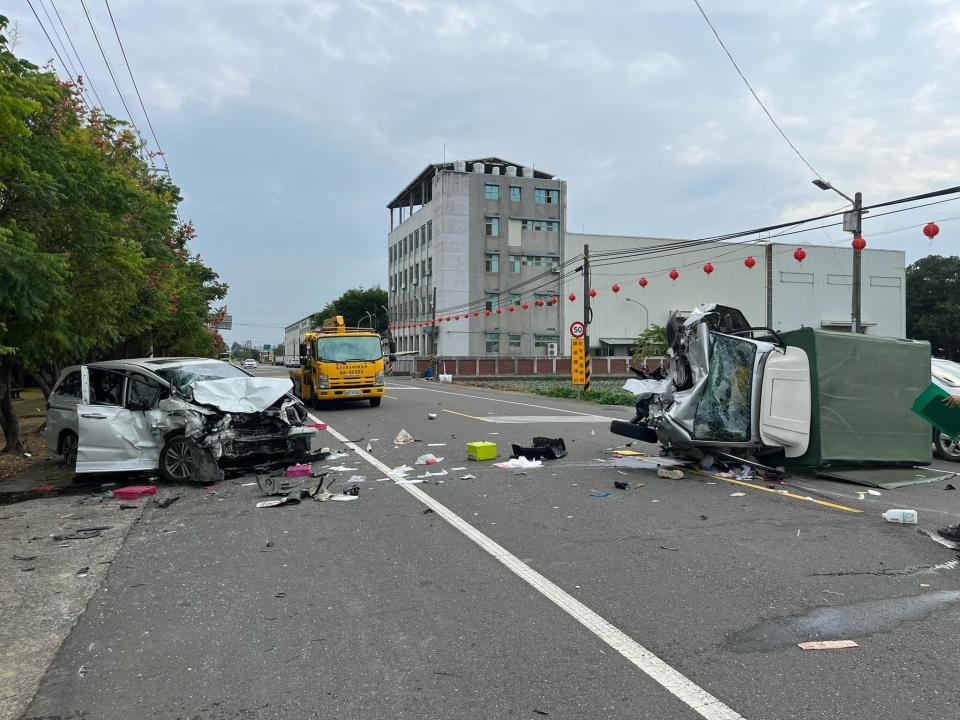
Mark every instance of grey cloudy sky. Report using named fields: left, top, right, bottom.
left=10, top=0, right=960, bottom=346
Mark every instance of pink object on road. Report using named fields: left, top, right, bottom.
left=112, top=485, right=157, bottom=500
left=308, top=422, right=327, bottom=430
left=286, top=464, right=312, bottom=477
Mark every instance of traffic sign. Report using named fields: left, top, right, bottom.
left=571, top=337, right=587, bottom=386
left=569, top=320, right=586, bottom=339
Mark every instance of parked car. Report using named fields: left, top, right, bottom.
left=243, top=358, right=258, bottom=369
left=46, top=358, right=316, bottom=481
left=931, top=357, right=960, bottom=462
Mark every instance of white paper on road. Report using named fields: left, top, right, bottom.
left=191, top=377, right=293, bottom=413
left=494, top=457, right=543, bottom=469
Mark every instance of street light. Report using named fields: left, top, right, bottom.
left=625, top=297, right=649, bottom=331
left=812, top=179, right=864, bottom=334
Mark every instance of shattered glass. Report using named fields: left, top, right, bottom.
left=693, top=334, right=756, bottom=442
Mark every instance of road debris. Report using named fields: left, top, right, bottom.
left=494, top=457, right=543, bottom=470
left=614, top=480, right=631, bottom=490
left=417, top=469, right=448, bottom=479
left=52, top=527, right=110, bottom=541
left=882, top=509, right=918, bottom=524
left=416, top=454, right=444, bottom=465
left=427, top=443, right=447, bottom=447
left=590, top=491, right=612, bottom=498
left=798, top=640, right=859, bottom=650
left=657, top=468, right=685, bottom=480
left=156, top=495, right=180, bottom=509
left=326, top=451, right=349, bottom=460
left=729, top=492, right=746, bottom=498
left=393, top=429, right=416, bottom=444
left=112, top=485, right=157, bottom=500
left=459, top=474, right=477, bottom=480
left=467, top=441, right=497, bottom=461
left=659, top=545, right=680, bottom=551
left=76, top=567, right=90, bottom=577
left=511, top=437, right=567, bottom=461
left=331, top=494, right=358, bottom=501
left=286, top=464, right=312, bottom=477
left=427, top=413, right=438, bottom=420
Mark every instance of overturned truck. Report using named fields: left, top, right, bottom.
left=611, top=304, right=933, bottom=468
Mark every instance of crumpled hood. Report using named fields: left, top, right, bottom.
left=190, top=377, right=295, bottom=413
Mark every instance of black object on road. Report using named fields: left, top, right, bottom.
left=344, top=484, right=361, bottom=497
left=156, top=495, right=180, bottom=509
left=511, top=437, right=567, bottom=461
left=614, top=480, right=631, bottom=490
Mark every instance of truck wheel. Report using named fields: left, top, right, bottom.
left=159, top=435, right=195, bottom=482
left=369, top=397, right=382, bottom=407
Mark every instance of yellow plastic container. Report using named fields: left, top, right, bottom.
left=467, top=441, right=497, bottom=461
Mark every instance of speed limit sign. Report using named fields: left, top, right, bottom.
left=569, top=321, right=586, bottom=339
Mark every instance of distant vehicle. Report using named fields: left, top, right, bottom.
left=243, top=359, right=258, bottom=369
left=45, top=358, right=315, bottom=481
left=931, top=358, right=960, bottom=462
left=218, top=352, right=231, bottom=362
left=290, top=315, right=391, bottom=407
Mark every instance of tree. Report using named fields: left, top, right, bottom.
left=631, top=324, right=668, bottom=361
left=906, top=255, right=960, bottom=360
left=312, top=287, right=388, bottom=332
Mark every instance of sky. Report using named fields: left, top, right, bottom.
left=8, top=0, right=960, bottom=346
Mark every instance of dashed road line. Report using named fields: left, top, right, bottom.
left=311, top=412, right=747, bottom=720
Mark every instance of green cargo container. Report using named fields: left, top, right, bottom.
left=772, top=329, right=932, bottom=467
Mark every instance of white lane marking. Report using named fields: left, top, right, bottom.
left=387, top=380, right=623, bottom=418
left=484, top=415, right=614, bottom=424
left=311, top=413, right=746, bottom=720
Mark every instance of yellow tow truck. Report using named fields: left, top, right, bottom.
left=290, top=316, right=389, bottom=407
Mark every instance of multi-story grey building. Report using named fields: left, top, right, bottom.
left=387, top=157, right=567, bottom=356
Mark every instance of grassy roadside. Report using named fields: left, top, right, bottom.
left=456, top=378, right=636, bottom=406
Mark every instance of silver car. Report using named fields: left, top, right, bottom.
left=46, top=357, right=316, bottom=482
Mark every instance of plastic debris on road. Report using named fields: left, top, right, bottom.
left=327, top=465, right=359, bottom=472
left=331, top=494, right=359, bottom=502
left=395, top=478, right=424, bottom=484
left=112, top=485, right=157, bottom=500
left=427, top=413, right=438, bottom=420
left=614, top=480, right=631, bottom=490
left=657, top=468, right=685, bottom=479
left=590, top=491, right=612, bottom=498
left=346, top=475, right=367, bottom=483
left=459, top=474, right=477, bottom=480
left=393, top=429, right=416, bottom=445
left=417, top=469, right=448, bottom=478
left=494, top=457, right=543, bottom=469
left=416, top=454, right=444, bottom=465
left=327, top=451, right=349, bottom=461
left=308, top=421, right=328, bottom=430
left=286, top=464, right=312, bottom=477
left=511, top=437, right=567, bottom=461
left=882, top=509, right=918, bottom=524
left=730, top=492, right=746, bottom=497
left=427, top=443, right=446, bottom=447
left=391, top=464, right=414, bottom=477
left=798, top=640, right=859, bottom=650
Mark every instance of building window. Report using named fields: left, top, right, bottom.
left=427, top=220, right=432, bottom=245
left=485, top=184, right=500, bottom=201
left=535, top=188, right=560, bottom=204
left=485, top=292, right=499, bottom=311
left=534, top=292, right=553, bottom=304
left=485, top=253, right=500, bottom=272
left=509, top=255, right=521, bottom=273
left=521, top=220, right=560, bottom=232
left=534, top=334, right=560, bottom=348
left=421, top=260, right=427, bottom=278
left=427, top=257, right=433, bottom=276
left=509, top=334, right=521, bottom=348
left=509, top=293, right=521, bottom=305
left=414, top=229, right=419, bottom=248
left=485, top=216, right=499, bottom=236
left=485, top=333, right=500, bottom=353
left=510, top=186, right=521, bottom=202
left=421, top=224, right=426, bottom=247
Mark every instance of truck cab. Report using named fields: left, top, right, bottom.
left=290, top=315, right=386, bottom=407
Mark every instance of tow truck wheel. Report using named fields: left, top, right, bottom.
left=369, top=397, right=381, bottom=407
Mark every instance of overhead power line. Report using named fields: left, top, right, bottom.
left=49, top=0, right=107, bottom=110
left=24, top=0, right=91, bottom=111
left=103, top=0, right=169, bottom=172
left=78, top=0, right=151, bottom=163
left=691, top=0, right=824, bottom=181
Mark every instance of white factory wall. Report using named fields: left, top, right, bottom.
left=564, top=233, right=766, bottom=354
left=769, top=243, right=905, bottom=337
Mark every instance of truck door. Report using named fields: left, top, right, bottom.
left=758, top=346, right=812, bottom=457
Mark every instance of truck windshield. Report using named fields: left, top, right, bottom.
left=316, top=336, right=382, bottom=362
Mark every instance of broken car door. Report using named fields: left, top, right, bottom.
left=76, top=367, right=163, bottom=473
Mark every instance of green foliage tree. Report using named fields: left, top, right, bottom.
left=906, top=255, right=960, bottom=360
left=0, top=16, right=227, bottom=451
left=631, top=324, right=668, bottom=361
left=312, top=287, right=388, bottom=332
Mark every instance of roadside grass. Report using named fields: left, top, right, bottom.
left=457, top=378, right=636, bottom=406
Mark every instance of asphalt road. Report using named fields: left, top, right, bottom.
left=23, top=369, right=960, bottom=720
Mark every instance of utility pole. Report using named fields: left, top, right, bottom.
left=845, top=192, right=864, bottom=334
left=582, top=243, right=592, bottom=393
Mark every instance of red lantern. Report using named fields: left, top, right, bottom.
left=793, top=247, right=806, bottom=263
left=484, top=309, right=491, bottom=316
left=589, top=288, right=597, bottom=298
left=924, top=222, right=940, bottom=239
left=521, top=302, right=529, bottom=309
left=536, top=299, right=544, bottom=307
left=454, top=314, right=460, bottom=320
left=611, top=283, right=620, bottom=294
left=551, top=296, right=559, bottom=305
left=703, top=262, right=714, bottom=275
left=744, top=256, right=756, bottom=269
left=639, top=277, right=648, bottom=288
left=508, top=305, right=515, bottom=312
left=445, top=316, right=451, bottom=322
left=568, top=292, right=576, bottom=301
left=852, top=235, right=866, bottom=252
left=669, top=269, right=679, bottom=281
left=496, top=307, right=502, bottom=314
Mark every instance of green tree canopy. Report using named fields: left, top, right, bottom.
left=906, top=254, right=960, bottom=360
left=631, top=324, right=668, bottom=361
left=312, top=287, right=388, bottom=333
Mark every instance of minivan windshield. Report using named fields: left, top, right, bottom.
left=155, top=362, right=248, bottom=393
left=315, top=336, right=382, bottom=362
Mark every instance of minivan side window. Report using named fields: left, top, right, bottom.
left=89, top=369, right=125, bottom=406
left=126, top=374, right=167, bottom=410
left=55, top=371, right=82, bottom=399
